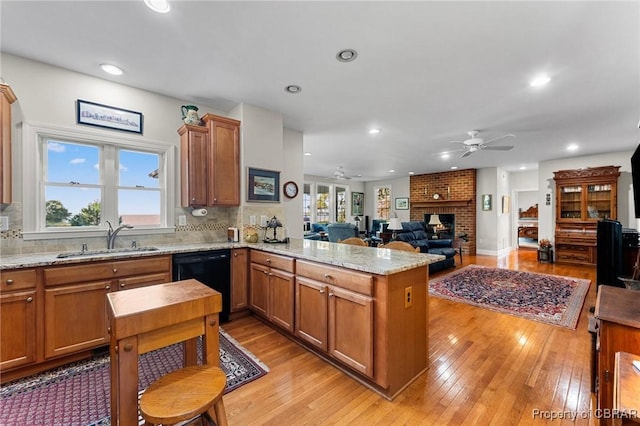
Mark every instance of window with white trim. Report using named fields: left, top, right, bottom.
left=23, top=123, right=175, bottom=240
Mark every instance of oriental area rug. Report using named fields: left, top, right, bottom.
left=429, top=265, right=590, bottom=329
left=0, top=328, right=268, bottom=426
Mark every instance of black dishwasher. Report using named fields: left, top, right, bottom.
left=172, top=250, right=231, bottom=323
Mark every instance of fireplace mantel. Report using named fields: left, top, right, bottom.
left=411, top=199, right=473, bottom=208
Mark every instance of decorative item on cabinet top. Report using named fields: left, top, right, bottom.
left=181, top=104, right=201, bottom=125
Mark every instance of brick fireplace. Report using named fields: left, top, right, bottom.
left=409, top=169, right=477, bottom=255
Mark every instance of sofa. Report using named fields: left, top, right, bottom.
left=304, top=223, right=329, bottom=240
left=394, top=221, right=457, bottom=274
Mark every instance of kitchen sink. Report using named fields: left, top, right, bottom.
left=56, top=246, right=159, bottom=258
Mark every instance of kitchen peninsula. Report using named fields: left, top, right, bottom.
left=1, top=239, right=443, bottom=399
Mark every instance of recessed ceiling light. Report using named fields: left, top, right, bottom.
left=450, top=166, right=458, bottom=170
left=285, top=85, right=302, bottom=94
left=369, top=128, right=380, bottom=134
left=441, top=153, right=450, bottom=160
left=567, top=143, right=579, bottom=151
left=388, top=169, right=395, bottom=173
left=303, top=152, right=312, bottom=156
left=530, top=73, right=551, bottom=87
left=144, top=0, right=170, bottom=13
left=408, top=171, right=415, bottom=175
left=519, top=166, right=527, bottom=170
left=336, top=49, right=358, bottom=62
left=100, top=63, right=123, bottom=75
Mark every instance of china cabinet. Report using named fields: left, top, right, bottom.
left=554, top=165, right=620, bottom=265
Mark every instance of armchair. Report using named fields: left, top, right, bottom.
left=327, top=223, right=358, bottom=242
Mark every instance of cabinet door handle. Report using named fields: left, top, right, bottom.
left=192, top=197, right=196, bottom=202
left=266, top=258, right=271, bottom=263
left=268, top=273, right=274, bottom=277
left=106, top=285, right=111, bottom=290
left=26, top=296, right=33, bottom=303
left=328, top=292, right=334, bottom=297
left=120, top=283, right=125, bottom=288
left=234, top=253, right=238, bottom=257
left=319, top=289, right=325, bottom=294
left=113, top=268, right=118, bottom=274
left=324, top=273, right=332, bottom=279
left=213, top=198, right=217, bottom=202
left=263, top=270, right=269, bottom=275
left=6, top=279, right=13, bottom=285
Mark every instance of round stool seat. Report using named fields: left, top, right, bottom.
left=140, top=365, right=227, bottom=425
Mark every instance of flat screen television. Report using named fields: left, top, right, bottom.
left=631, top=143, right=640, bottom=218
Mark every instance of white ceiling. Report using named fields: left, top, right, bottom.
left=1, top=1, right=638, bottom=181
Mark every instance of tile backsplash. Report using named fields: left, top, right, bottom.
left=0, top=202, right=238, bottom=256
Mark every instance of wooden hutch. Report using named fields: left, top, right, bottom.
left=553, top=165, right=620, bottom=266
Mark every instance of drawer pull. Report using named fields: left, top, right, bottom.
left=120, top=283, right=126, bottom=288
left=26, top=296, right=33, bottom=303
left=263, top=271, right=269, bottom=275
left=106, top=285, right=111, bottom=290
left=113, top=268, right=118, bottom=273
left=234, top=253, right=238, bottom=257
left=324, top=273, right=332, bottom=279
left=328, top=292, right=334, bottom=297
left=268, top=273, right=274, bottom=277
left=319, top=289, right=325, bottom=294
left=266, top=258, right=271, bottom=263
left=6, top=279, right=13, bottom=285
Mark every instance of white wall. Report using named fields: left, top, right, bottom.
left=476, top=168, right=499, bottom=254
left=283, top=128, right=304, bottom=238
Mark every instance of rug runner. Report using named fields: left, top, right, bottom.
left=0, top=328, right=268, bottom=426
left=429, top=265, right=590, bottom=329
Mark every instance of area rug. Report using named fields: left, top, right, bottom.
left=0, top=328, right=268, bottom=426
left=429, top=265, right=590, bottom=329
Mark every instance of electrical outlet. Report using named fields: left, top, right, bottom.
left=260, top=215, right=268, bottom=227
left=250, top=215, right=257, bottom=226
left=178, top=215, right=187, bottom=226
left=404, top=286, right=412, bottom=308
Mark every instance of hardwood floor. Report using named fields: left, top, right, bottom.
left=222, top=249, right=598, bottom=425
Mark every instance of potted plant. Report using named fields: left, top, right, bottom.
left=539, top=238, right=552, bottom=251
left=538, top=238, right=553, bottom=263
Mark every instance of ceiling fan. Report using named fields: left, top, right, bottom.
left=333, top=165, right=353, bottom=180
left=437, top=130, right=516, bottom=158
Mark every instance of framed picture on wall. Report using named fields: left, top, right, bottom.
left=482, top=194, right=492, bottom=211
left=395, top=197, right=409, bottom=210
left=352, top=192, right=364, bottom=216
left=502, top=195, right=511, bottom=214
left=247, top=167, right=280, bottom=202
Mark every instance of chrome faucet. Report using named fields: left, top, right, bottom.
left=106, top=221, right=134, bottom=249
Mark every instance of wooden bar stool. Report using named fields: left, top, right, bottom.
left=140, top=365, right=228, bottom=426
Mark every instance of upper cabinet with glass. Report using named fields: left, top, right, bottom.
left=554, top=166, right=620, bottom=222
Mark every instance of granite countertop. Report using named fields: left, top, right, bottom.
left=0, top=239, right=444, bottom=275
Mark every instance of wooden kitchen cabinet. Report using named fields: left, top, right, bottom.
left=0, top=269, right=37, bottom=370
left=43, top=255, right=171, bottom=359
left=179, top=124, right=209, bottom=207
left=249, top=250, right=295, bottom=333
left=231, top=248, right=249, bottom=311
left=179, top=114, right=240, bottom=208
left=201, top=114, right=241, bottom=206
left=595, top=285, right=640, bottom=426
left=554, top=165, right=620, bottom=266
left=295, top=260, right=374, bottom=378
left=0, top=83, right=17, bottom=204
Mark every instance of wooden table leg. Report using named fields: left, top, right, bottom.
left=117, top=336, right=139, bottom=426
left=204, top=313, right=220, bottom=365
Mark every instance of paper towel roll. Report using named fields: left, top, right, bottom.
left=191, top=208, right=208, bottom=217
